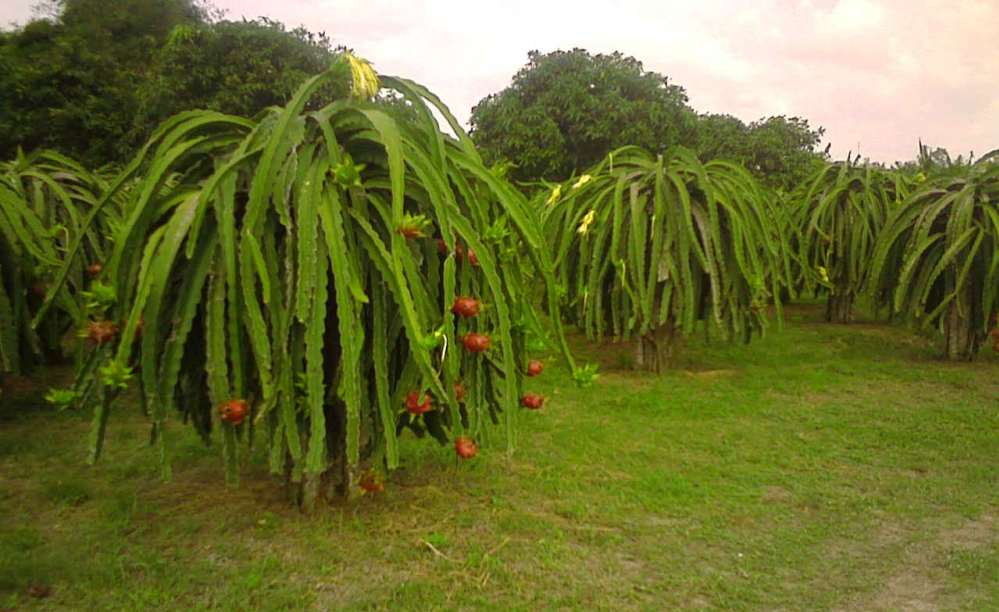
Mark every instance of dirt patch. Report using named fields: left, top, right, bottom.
left=869, top=564, right=945, bottom=612
left=640, top=515, right=685, bottom=529
left=843, top=512, right=998, bottom=611
left=684, top=369, right=738, bottom=380
left=939, top=514, right=996, bottom=550
left=761, top=485, right=793, bottom=503
left=566, top=334, right=639, bottom=371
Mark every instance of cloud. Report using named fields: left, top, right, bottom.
left=2, top=2, right=33, bottom=26
left=2, top=0, right=996, bottom=162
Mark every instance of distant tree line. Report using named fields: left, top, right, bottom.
left=3, top=4, right=833, bottom=188
left=0, top=0, right=347, bottom=166
left=469, top=49, right=830, bottom=190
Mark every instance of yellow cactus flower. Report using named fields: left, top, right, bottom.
left=345, top=52, right=380, bottom=100
left=546, top=184, right=562, bottom=206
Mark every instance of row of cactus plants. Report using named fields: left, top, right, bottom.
left=541, top=146, right=998, bottom=366
left=788, top=152, right=999, bottom=360
left=869, top=154, right=999, bottom=360
left=3, top=58, right=996, bottom=508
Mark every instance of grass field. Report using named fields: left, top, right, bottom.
left=2, top=303, right=997, bottom=610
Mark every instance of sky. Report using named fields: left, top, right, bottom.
left=3, top=0, right=997, bottom=163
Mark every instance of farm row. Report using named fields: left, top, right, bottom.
left=1, top=55, right=997, bottom=505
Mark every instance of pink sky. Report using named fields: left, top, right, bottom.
left=4, top=0, right=997, bottom=163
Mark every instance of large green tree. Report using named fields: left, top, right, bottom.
left=0, top=0, right=208, bottom=164
left=0, top=2, right=348, bottom=167
left=696, top=114, right=828, bottom=191
left=134, top=18, right=346, bottom=132
left=469, top=49, right=698, bottom=182
left=469, top=49, right=828, bottom=187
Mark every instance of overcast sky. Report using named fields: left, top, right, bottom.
left=3, top=0, right=997, bottom=163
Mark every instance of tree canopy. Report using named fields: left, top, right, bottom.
left=469, top=49, right=828, bottom=188
left=0, top=2, right=344, bottom=166
left=134, top=18, right=346, bottom=131
left=0, top=0, right=208, bottom=164
left=5, top=8, right=830, bottom=188
left=696, top=114, right=828, bottom=191
left=469, top=49, right=698, bottom=182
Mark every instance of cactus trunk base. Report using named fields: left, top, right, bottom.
left=825, top=292, right=854, bottom=323
left=636, top=321, right=681, bottom=373
left=944, top=300, right=978, bottom=361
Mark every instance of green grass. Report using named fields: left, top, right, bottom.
left=1, top=304, right=997, bottom=610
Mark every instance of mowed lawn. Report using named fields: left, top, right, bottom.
left=1, top=304, right=997, bottom=610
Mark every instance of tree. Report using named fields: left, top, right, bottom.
left=133, top=18, right=346, bottom=133
left=695, top=114, right=828, bottom=191
left=694, top=114, right=751, bottom=163
left=542, top=146, right=791, bottom=372
left=0, top=2, right=350, bottom=167
left=0, top=0, right=208, bottom=164
left=470, top=49, right=698, bottom=182
left=744, top=116, right=828, bottom=191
